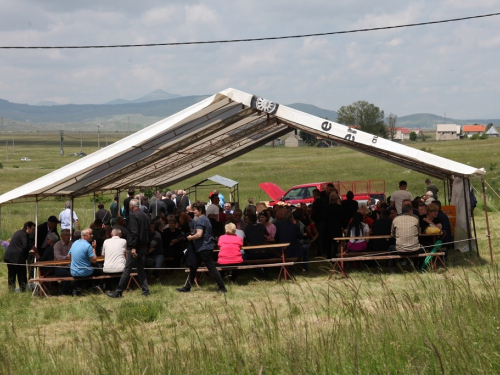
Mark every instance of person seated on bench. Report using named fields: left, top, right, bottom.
left=35, top=233, right=59, bottom=276
left=390, top=204, right=424, bottom=270
left=69, top=228, right=98, bottom=296
left=146, top=221, right=164, bottom=282
left=102, top=228, right=127, bottom=290
left=275, top=210, right=303, bottom=258
left=369, top=209, right=394, bottom=251
left=53, top=229, right=73, bottom=295
left=420, top=203, right=442, bottom=233
left=217, top=223, right=244, bottom=282
left=346, top=212, right=370, bottom=252
left=102, top=229, right=127, bottom=274
left=243, top=213, right=272, bottom=260
left=258, top=210, right=276, bottom=243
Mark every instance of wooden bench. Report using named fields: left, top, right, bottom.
left=187, top=243, right=298, bottom=284
left=330, top=233, right=447, bottom=278
left=29, top=256, right=141, bottom=296
left=29, top=273, right=140, bottom=297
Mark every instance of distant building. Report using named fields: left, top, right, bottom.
left=436, top=124, right=461, bottom=141
left=284, top=134, right=303, bottom=147
left=463, top=124, right=486, bottom=138
left=394, top=127, right=411, bottom=142
left=486, top=126, right=499, bottom=138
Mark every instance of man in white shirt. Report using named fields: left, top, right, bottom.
left=390, top=181, right=413, bottom=215
left=102, top=229, right=127, bottom=274
left=59, top=201, right=80, bottom=230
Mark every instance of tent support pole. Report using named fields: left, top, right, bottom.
left=35, top=196, right=38, bottom=248
left=116, top=190, right=121, bottom=218
left=70, top=197, right=74, bottom=238
left=470, top=182, right=479, bottom=256
left=481, top=178, right=494, bottom=264
left=443, top=179, right=448, bottom=205
left=0, top=205, right=2, bottom=240
left=93, top=192, right=96, bottom=220
left=463, top=178, right=474, bottom=254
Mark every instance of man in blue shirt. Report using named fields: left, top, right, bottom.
left=69, top=228, right=97, bottom=295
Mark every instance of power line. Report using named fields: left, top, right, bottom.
left=1, top=12, right=499, bottom=50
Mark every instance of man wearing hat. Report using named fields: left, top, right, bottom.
left=36, top=216, right=61, bottom=258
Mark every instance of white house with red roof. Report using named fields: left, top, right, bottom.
left=394, top=127, right=411, bottom=142
left=462, top=124, right=486, bottom=138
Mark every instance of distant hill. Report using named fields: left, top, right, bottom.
left=0, top=95, right=209, bottom=124
left=287, top=103, right=338, bottom=121
left=397, top=113, right=500, bottom=129
left=104, top=89, right=181, bottom=105
left=35, top=100, right=59, bottom=106
left=2, top=93, right=500, bottom=131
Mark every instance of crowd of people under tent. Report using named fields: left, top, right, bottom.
left=3, top=178, right=461, bottom=295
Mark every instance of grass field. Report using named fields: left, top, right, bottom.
left=0, top=132, right=499, bottom=374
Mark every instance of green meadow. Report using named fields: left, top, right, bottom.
left=0, top=131, right=499, bottom=374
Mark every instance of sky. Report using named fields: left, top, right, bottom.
left=1, top=0, right=500, bottom=118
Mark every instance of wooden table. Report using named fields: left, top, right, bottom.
left=242, top=243, right=293, bottom=282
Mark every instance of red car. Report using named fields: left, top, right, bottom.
left=259, top=180, right=386, bottom=206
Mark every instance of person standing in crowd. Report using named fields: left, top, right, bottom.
left=59, top=201, right=80, bottom=230
left=243, top=198, right=256, bottom=215
left=341, top=191, right=359, bottom=228
left=123, top=190, right=135, bottom=221
left=109, top=196, right=119, bottom=226
left=35, top=216, right=60, bottom=257
left=390, top=181, right=413, bottom=215
left=425, top=179, right=439, bottom=201
left=177, top=202, right=227, bottom=293
left=107, top=199, right=151, bottom=298
left=95, top=203, right=111, bottom=226
left=4, top=221, right=36, bottom=292
left=324, top=191, right=343, bottom=259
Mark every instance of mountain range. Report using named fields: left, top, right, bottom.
left=1, top=90, right=499, bottom=131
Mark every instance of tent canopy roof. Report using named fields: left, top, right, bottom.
left=0, top=88, right=485, bottom=205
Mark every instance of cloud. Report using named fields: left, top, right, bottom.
left=1, top=1, right=500, bottom=119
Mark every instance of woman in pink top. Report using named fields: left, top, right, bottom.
left=217, top=223, right=244, bottom=264
left=258, top=210, right=276, bottom=242
left=217, top=223, right=243, bottom=282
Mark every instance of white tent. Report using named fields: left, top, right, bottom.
left=0, top=88, right=492, bottom=260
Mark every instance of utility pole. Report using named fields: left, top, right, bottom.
left=97, top=125, right=100, bottom=149
left=5, top=141, right=8, bottom=161
left=60, top=130, right=64, bottom=156
left=80, top=131, right=83, bottom=152
left=105, top=133, right=108, bottom=147
left=12, top=132, right=14, bottom=154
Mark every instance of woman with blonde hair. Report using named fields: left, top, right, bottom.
left=217, top=222, right=244, bottom=281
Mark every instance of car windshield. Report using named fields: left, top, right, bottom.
left=282, top=187, right=315, bottom=201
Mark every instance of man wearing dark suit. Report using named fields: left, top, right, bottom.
left=36, top=216, right=60, bottom=258
left=4, top=221, right=36, bottom=291
left=107, top=199, right=151, bottom=298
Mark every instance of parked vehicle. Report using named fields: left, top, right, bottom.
left=259, top=179, right=386, bottom=206
left=20, top=157, right=31, bottom=162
